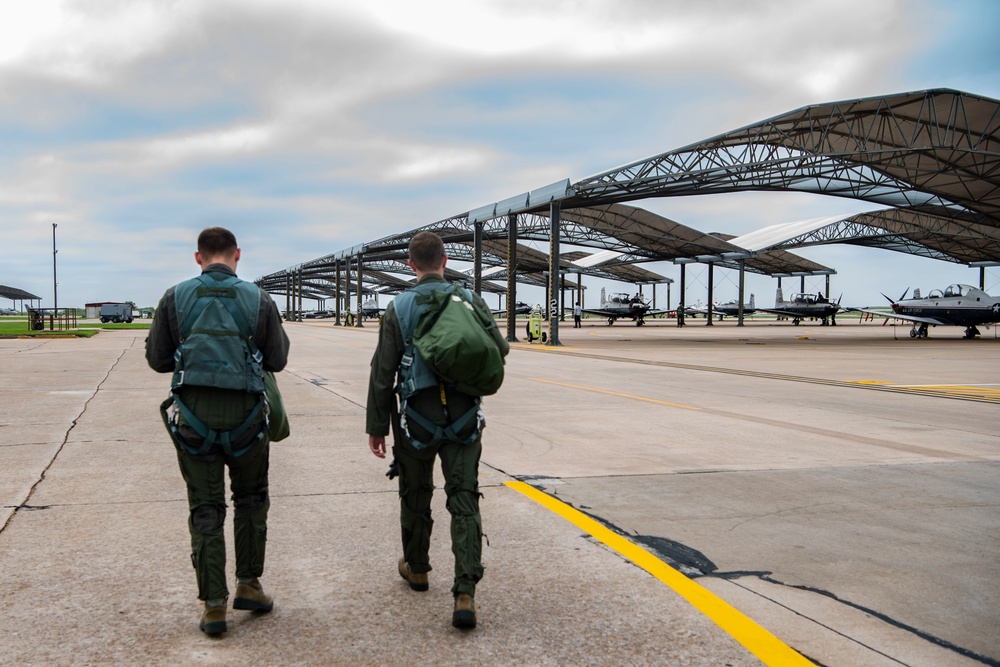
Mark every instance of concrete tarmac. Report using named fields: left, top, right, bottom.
left=1, top=317, right=997, bottom=666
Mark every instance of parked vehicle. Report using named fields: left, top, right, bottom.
left=0, top=307, right=17, bottom=315
left=99, top=303, right=133, bottom=323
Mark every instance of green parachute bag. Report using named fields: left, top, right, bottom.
left=412, top=286, right=505, bottom=396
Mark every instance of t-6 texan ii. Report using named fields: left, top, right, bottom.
left=583, top=288, right=666, bottom=326
left=849, top=284, right=1000, bottom=339
left=757, top=288, right=841, bottom=326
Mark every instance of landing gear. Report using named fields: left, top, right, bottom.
left=792, top=318, right=801, bottom=326
left=636, top=317, right=645, bottom=326
left=909, top=324, right=929, bottom=339
left=963, top=326, right=981, bottom=339
left=607, top=317, right=616, bottom=326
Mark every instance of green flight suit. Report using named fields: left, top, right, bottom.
left=147, top=264, right=289, bottom=602
left=367, top=274, right=509, bottom=597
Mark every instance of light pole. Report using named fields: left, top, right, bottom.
left=52, top=224, right=59, bottom=319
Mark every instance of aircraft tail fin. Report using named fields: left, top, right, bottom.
left=749, top=293, right=755, bottom=309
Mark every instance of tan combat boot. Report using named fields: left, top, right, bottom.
left=398, top=557, right=428, bottom=592
left=200, top=600, right=228, bottom=635
left=233, top=578, right=274, bottom=613
left=452, top=593, right=476, bottom=629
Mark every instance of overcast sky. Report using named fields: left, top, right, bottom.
left=2, top=0, right=998, bottom=311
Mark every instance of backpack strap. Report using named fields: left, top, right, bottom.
left=160, top=394, right=266, bottom=458
left=399, top=397, right=482, bottom=450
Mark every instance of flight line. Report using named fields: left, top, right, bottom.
left=506, top=481, right=816, bottom=667
left=514, top=345, right=1000, bottom=405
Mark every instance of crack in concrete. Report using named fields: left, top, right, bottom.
left=514, top=479, right=999, bottom=667
left=0, top=348, right=127, bottom=535
left=708, top=571, right=1000, bottom=667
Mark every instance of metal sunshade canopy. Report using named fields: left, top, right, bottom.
left=259, top=89, right=1000, bottom=303
left=729, top=209, right=1000, bottom=265
left=0, top=285, right=42, bottom=301
left=565, top=88, right=1000, bottom=229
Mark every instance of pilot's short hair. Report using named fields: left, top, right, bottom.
left=408, top=232, right=445, bottom=271
left=198, top=227, right=238, bottom=258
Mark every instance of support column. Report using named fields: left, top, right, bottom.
left=677, top=265, right=686, bottom=327
left=296, top=269, right=303, bottom=321
left=473, top=220, right=483, bottom=295
left=560, top=279, right=566, bottom=321
left=706, top=263, right=714, bottom=326
left=577, top=272, right=583, bottom=315
left=285, top=273, right=291, bottom=320
left=547, top=201, right=562, bottom=346
left=981, top=267, right=986, bottom=291
left=334, top=259, right=342, bottom=325
left=737, top=259, right=746, bottom=327
left=344, top=256, right=352, bottom=326
left=825, top=275, right=831, bottom=300
left=355, top=254, right=364, bottom=327
left=506, top=213, right=519, bottom=342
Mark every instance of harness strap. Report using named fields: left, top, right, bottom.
left=169, top=394, right=265, bottom=457
left=400, top=396, right=482, bottom=450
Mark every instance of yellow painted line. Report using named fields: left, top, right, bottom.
left=895, top=383, right=1000, bottom=391
left=529, top=377, right=700, bottom=410
left=510, top=343, right=581, bottom=351
left=505, top=480, right=814, bottom=667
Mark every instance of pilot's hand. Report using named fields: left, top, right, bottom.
left=368, top=434, right=387, bottom=459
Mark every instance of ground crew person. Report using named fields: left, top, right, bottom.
left=146, top=227, right=289, bottom=635
left=366, top=231, right=509, bottom=629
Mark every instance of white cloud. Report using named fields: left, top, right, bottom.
left=141, top=123, right=276, bottom=163
left=382, top=143, right=495, bottom=182
left=0, top=0, right=194, bottom=84
left=0, top=0, right=994, bottom=311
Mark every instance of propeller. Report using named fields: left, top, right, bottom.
left=880, top=292, right=898, bottom=306
left=898, top=288, right=909, bottom=301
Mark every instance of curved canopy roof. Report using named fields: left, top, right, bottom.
left=567, top=88, right=1000, bottom=226
left=730, top=209, right=1000, bottom=265
left=258, top=89, right=999, bottom=297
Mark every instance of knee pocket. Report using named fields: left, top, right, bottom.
left=191, top=504, right=225, bottom=533
left=446, top=487, right=481, bottom=516
left=234, top=491, right=268, bottom=515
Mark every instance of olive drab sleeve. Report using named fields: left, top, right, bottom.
left=258, top=296, right=290, bottom=373
left=146, top=286, right=180, bottom=373
left=366, top=302, right=405, bottom=437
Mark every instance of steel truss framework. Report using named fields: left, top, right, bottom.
left=257, top=88, right=999, bottom=329
left=568, top=88, right=1000, bottom=225
left=745, top=208, right=1000, bottom=263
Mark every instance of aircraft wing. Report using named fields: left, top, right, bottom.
left=753, top=307, right=793, bottom=317
left=846, top=308, right=949, bottom=326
